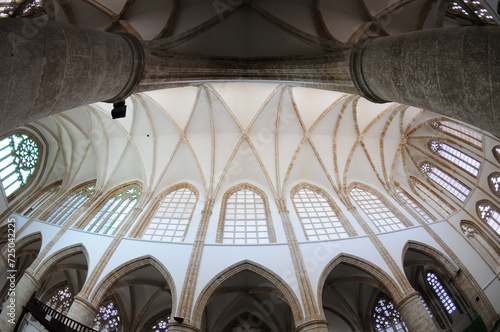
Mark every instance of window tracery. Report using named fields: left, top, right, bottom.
left=420, top=163, right=470, bottom=202
left=409, top=177, right=455, bottom=217
left=21, top=182, right=60, bottom=217
left=476, top=200, right=500, bottom=234
left=372, top=297, right=408, bottom=332
left=428, top=140, right=480, bottom=176
left=0, top=133, right=39, bottom=197
left=83, top=185, right=141, bottom=235
left=431, top=121, right=482, bottom=149
left=350, top=187, right=408, bottom=233
left=93, top=300, right=121, bottom=332
left=219, top=187, right=273, bottom=244
left=45, top=285, right=73, bottom=315
left=149, top=317, right=170, bottom=332
left=488, top=172, right=500, bottom=197
left=461, top=220, right=500, bottom=268
left=0, top=0, right=45, bottom=18
left=448, top=0, right=496, bottom=24
left=395, top=185, right=435, bottom=223
left=45, top=183, right=95, bottom=225
left=426, top=272, right=457, bottom=314
left=292, top=187, right=349, bottom=240
left=143, top=187, right=197, bottom=242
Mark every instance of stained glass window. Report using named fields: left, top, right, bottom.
left=21, top=182, right=60, bottom=217
left=421, top=163, right=470, bottom=202
left=373, top=298, right=408, bottom=332
left=426, top=272, right=457, bottom=314
left=350, top=187, right=407, bottom=232
left=477, top=201, right=500, bottom=235
left=222, top=189, right=271, bottom=244
left=431, top=121, right=482, bottom=149
left=45, top=183, right=95, bottom=225
left=488, top=173, right=500, bottom=197
left=428, top=140, right=480, bottom=176
left=293, top=188, right=349, bottom=240
left=83, top=186, right=141, bottom=235
left=93, top=301, right=120, bottom=332
left=448, top=0, right=496, bottom=25
left=143, top=187, right=197, bottom=242
left=0, top=0, right=45, bottom=18
left=45, top=285, right=73, bottom=315
left=0, top=133, right=39, bottom=197
left=149, top=317, right=170, bottom=332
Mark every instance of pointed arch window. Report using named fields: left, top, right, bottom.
left=93, top=299, right=121, bottom=332
left=461, top=221, right=500, bottom=269
left=143, top=186, right=197, bottom=242
left=218, top=186, right=275, bottom=244
left=292, top=187, right=350, bottom=240
left=476, top=201, right=500, bottom=235
left=350, top=187, right=409, bottom=233
left=428, top=140, right=480, bottom=176
left=148, top=317, right=170, bottom=332
left=395, top=185, right=435, bottom=223
left=420, top=163, right=470, bottom=202
left=83, top=186, right=141, bottom=235
left=373, top=297, right=408, bottom=332
left=488, top=172, right=500, bottom=198
left=45, top=285, right=73, bottom=315
left=426, top=272, right=457, bottom=314
left=20, top=182, right=61, bottom=217
left=431, top=121, right=482, bottom=149
left=0, top=133, right=40, bottom=197
left=45, top=182, right=95, bottom=225
left=409, top=177, right=455, bottom=217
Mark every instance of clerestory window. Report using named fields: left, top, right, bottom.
left=428, top=140, right=480, bottom=176
left=45, top=182, right=96, bottom=225
left=420, top=163, right=470, bottom=202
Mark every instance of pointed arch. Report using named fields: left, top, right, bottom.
left=318, top=254, right=404, bottom=304
left=13, top=231, right=42, bottom=253
left=33, top=243, right=89, bottom=281
left=89, top=255, right=177, bottom=316
left=192, top=260, right=303, bottom=327
left=402, top=241, right=459, bottom=280
left=290, top=182, right=356, bottom=239
left=132, top=182, right=199, bottom=241
left=16, top=180, right=62, bottom=217
left=217, top=183, right=276, bottom=244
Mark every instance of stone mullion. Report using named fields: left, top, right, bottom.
left=346, top=206, right=412, bottom=296
left=176, top=199, right=214, bottom=325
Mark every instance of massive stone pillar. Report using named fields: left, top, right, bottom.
left=397, top=291, right=437, bottom=332
left=355, top=26, right=499, bottom=136
left=0, top=18, right=498, bottom=136
left=0, top=18, right=144, bottom=135
left=66, top=296, right=98, bottom=327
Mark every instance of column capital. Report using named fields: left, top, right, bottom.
left=166, top=321, right=200, bottom=332
left=295, top=318, right=329, bottom=332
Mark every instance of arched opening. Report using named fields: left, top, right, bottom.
left=320, top=255, right=405, bottom=331
left=194, top=261, right=302, bottom=331
left=90, top=256, right=174, bottom=332
left=403, top=244, right=477, bottom=331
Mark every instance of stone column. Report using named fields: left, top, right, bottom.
left=166, top=321, right=200, bottom=332
left=0, top=18, right=144, bottom=135
left=295, top=320, right=329, bottom=332
left=397, top=291, right=437, bottom=332
left=66, top=295, right=98, bottom=327
left=0, top=269, right=39, bottom=331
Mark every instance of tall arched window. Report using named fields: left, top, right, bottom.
left=0, top=133, right=40, bottom=197
left=93, top=299, right=121, bottom=332
left=372, top=297, right=408, bottom=332
left=45, top=182, right=96, bottom=225
left=420, top=163, right=470, bottom=202
left=426, top=272, right=457, bottom=314
left=45, top=285, right=73, bottom=315
left=476, top=200, right=500, bottom=235
left=83, top=185, right=141, bottom=235
left=20, top=181, right=61, bottom=217
left=292, top=186, right=350, bottom=240
left=218, top=185, right=275, bottom=244
left=461, top=221, right=500, bottom=269
left=350, top=186, right=410, bottom=233
left=143, top=186, right=197, bottom=242
left=409, top=177, right=455, bottom=217
left=431, top=121, right=482, bottom=149
left=488, top=172, right=500, bottom=198
left=428, top=140, right=480, bottom=176
left=148, top=317, right=170, bottom=332
left=395, top=185, right=435, bottom=223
